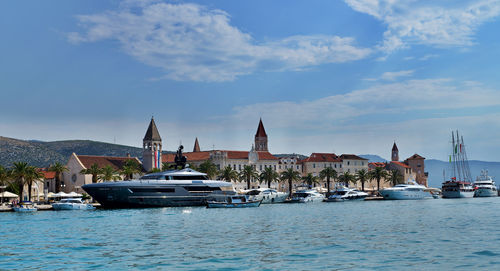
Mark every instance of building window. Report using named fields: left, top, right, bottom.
left=279, top=165, right=281, bottom=169
left=347, top=161, right=350, bottom=166
left=260, top=165, right=262, bottom=171
left=340, top=164, right=342, bottom=168
left=239, top=164, right=241, bottom=170
left=233, top=164, right=236, bottom=170
left=296, top=165, right=299, bottom=170
left=313, top=164, right=316, bottom=168
left=362, top=162, right=364, bottom=166
left=274, top=165, right=276, bottom=170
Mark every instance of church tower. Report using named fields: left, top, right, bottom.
left=143, top=117, right=162, bottom=172
left=254, top=118, right=268, bottom=152
left=391, top=142, right=399, bottom=162
left=193, top=137, right=201, bottom=152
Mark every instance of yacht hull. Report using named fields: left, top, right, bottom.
left=83, top=184, right=234, bottom=208
left=380, top=190, right=433, bottom=200
left=442, top=191, right=475, bottom=198
left=474, top=188, right=498, bottom=197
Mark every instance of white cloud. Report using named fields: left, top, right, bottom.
left=380, top=70, right=414, bottom=81
left=68, top=1, right=371, bottom=82
left=344, top=0, right=500, bottom=53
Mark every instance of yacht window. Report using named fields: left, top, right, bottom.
left=140, top=175, right=167, bottom=180
left=130, top=188, right=175, bottom=193
left=171, top=175, right=208, bottom=180
left=184, top=186, right=221, bottom=192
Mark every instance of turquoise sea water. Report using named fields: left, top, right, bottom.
left=1, top=198, right=500, bottom=270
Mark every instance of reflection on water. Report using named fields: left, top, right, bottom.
left=1, top=198, right=500, bottom=270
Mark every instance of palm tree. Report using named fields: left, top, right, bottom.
left=302, top=173, right=319, bottom=188
left=369, top=166, right=389, bottom=191
left=259, top=167, right=279, bottom=188
left=240, top=165, right=258, bottom=189
left=10, top=162, right=29, bottom=201
left=121, top=160, right=141, bottom=180
left=0, top=165, right=10, bottom=188
left=99, top=165, right=122, bottom=182
left=338, top=171, right=355, bottom=187
left=80, top=163, right=102, bottom=183
left=320, top=167, right=337, bottom=196
left=25, top=166, right=44, bottom=201
left=49, top=162, right=68, bottom=193
left=220, top=166, right=238, bottom=182
left=280, top=168, right=301, bottom=197
left=388, top=170, right=404, bottom=186
left=198, top=160, right=219, bottom=179
left=356, top=169, right=369, bottom=191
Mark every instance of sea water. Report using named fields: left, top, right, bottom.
left=1, top=198, right=500, bottom=270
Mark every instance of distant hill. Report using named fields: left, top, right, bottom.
left=0, top=136, right=172, bottom=168
left=359, top=154, right=387, bottom=163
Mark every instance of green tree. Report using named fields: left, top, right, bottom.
left=240, top=165, right=258, bottom=189
left=388, top=170, right=404, bottom=186
left=198, top=160, right=219, bottom=179
left=355, top=169, right=369, bottom=191
left=80, top=163, right=102, bottom=183
left=339, top=171, right=355, bottom=187
left=369, top=166, right=389, bottom=191
left=302, top=173, right=319, bottom=188
left=280, top=168, right=301, bottom=197
left=259, top=167, right=279, bottom=188
left=0, top=165, right=10, bottom=187
left=49, top=162, right=68, bottom=193
left=320, top=167, right=337, bottom=196
left=10, top=162, right=29, bottom=201
left=121, top=160, right=141, bottom=180
left=220, top=166, right=238, bottom=182
left=25, top=166, right=44, bottom=201
left=99, top=165, right=122, bottom=182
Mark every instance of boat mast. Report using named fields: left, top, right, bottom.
left=452, top=131, right=457, bottom=180
left=461, top=135, right=472, bottom=182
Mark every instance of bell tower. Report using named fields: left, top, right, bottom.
left=254, top=118, right=268, bottom=152
left=391, top=142, right=399, bottom=162
left=143, top=117, right=162, bottom=172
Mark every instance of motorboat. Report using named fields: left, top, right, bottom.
left=474, top=170, right=498, bottom=197
left=441, top=131, right=475, bottom=199
left=245, top=188, right=288, bottom=204
left=288, top=190, right=325, bottom=203
left=12, top=201, right=37, bottom=212
left=207, top=195, right=261, bottom=208
left=52, top=198, right=96, bottom=210
left=380, top=180, right=434, bottom=200
left=324, top=187, right=368, bottom=202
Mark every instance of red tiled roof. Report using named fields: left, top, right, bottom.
left=340, top=154, right=368, bottom=160
left=302, top=153, right=342, bottom=163
left=406, top=154, right=425, bottom=160
left=38, top=169, right=56, bottom=179
left=369, top=162, right=386, bottom=168
left=162, top=150, right=278, bottom=163
left=77, top=155, right=141, bottom=171
left=390, top=161, right=411, bottom=169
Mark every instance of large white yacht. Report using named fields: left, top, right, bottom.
left=380, top=180, right=434, bottom=200
left=245, top=188, right=288, bottom=204
left=324, top=187, right=368, bottom=202
left=288, top=190, right=325, bottom=203
left=474, top=170, right=498, bottom=197
left=52, top=198, right=96, bottom=210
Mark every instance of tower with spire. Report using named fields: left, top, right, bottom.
left=143, top=117, right=162, bottom=172
left=193, top=137, right=201, bottom=152
left=254, top=118, right=268, bottom=152
left=391, top=142, right=399, bottom=162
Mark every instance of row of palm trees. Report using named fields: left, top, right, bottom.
left=175, top=160, right=404, bottom=196
left=0, top=162, right=68, bottom=201
left=79, top=160, right=143, bottom=183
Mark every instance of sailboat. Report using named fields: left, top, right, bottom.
left=441, top=131, right=475, bottom=198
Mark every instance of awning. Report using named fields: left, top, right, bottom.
left=0, top=191, right=19, bottom=198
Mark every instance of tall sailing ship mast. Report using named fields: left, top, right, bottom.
left=442, top=131, right=475, bottom=198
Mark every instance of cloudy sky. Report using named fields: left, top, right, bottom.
left=1, top=0, right=500, bottom=161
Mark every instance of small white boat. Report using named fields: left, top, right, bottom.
left=12, top=202, right=37, bottom=212
left=245, top=188, right=288, bottom=204
left=288, top=190, right=325, bottom=203
left=474, top=170, right=498, bottom=197
left=380, top=180, right=434, bottom=200
left=52, top=198, right=96, bottom=210
left=207, top=195, right=261, bottom=208
left=324, top=187, right=368, bottom=202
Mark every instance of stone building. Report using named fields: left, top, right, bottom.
left=142, top=117, right=162, bottom=172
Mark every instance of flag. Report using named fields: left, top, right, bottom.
left=454, top=144, right=458, bottom=154
left=449, top=155, right=452, bottom=163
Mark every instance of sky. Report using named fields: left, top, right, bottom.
left=1, top=0, right=500, bottom=161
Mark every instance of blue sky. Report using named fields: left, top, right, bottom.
left=1, top=0, right=500, bottom=161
